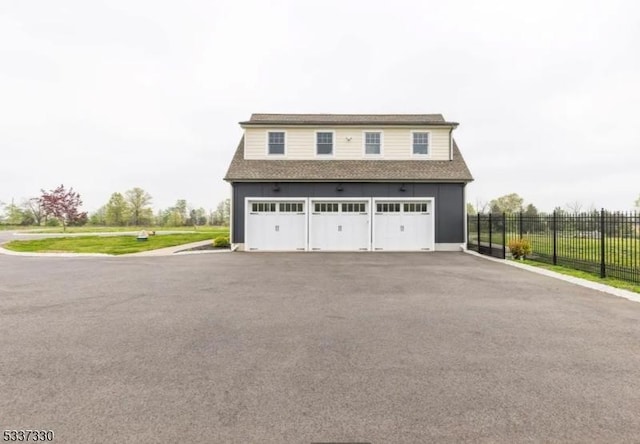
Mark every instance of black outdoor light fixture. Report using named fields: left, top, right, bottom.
left=399, top=183, right=407, bottom=192
left=336, top=183, right=344, bottom=192
left=272, top=183, right=280, bottom=192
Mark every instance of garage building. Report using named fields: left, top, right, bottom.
left=224, top=114, right=473, bottom=251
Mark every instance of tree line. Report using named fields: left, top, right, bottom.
left=468, top=193, right=640, bottom=216
left=0, top=185, right=229, bottom=230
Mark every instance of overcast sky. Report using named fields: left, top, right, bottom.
left=1, top=0, right=639, bottom=214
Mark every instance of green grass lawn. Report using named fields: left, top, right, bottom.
left=516, top=259, right=640, bottom=294
left=3, top=232, right=223, bottom=255
left=26, top=225, right=229, bottom=234
left=469, top=232, right=639, bottom=268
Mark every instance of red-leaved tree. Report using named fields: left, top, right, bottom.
left=40, top=185, right=87, bottom=232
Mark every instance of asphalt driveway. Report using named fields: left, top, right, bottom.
left=1, top=252, right=640, bottom=443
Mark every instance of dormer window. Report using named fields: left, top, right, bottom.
left=412, top=132, right=429, bottom=155
left=268, top=131, right=285, bottom=155
left=316, top=131, right=334, bottom=155
left=364, top=131, right=382, bottom=155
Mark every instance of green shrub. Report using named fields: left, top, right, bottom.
left=213, top=236, right=230, bottom=248
left=508, top=238, right=531, bottom=259
left=45, top=218, right=60, bottom=227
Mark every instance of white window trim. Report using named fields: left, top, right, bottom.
left=315, top=130, right=336, bottom=157
left=362, top=130, right=383, bottom=157
left=265, top=130, right=287, bottom=156
left=410, top=130, right=431, bottom=158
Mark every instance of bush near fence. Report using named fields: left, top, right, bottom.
left=467, top=210, right=640, bottom=284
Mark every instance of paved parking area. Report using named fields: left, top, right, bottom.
left=1, top=252, right=640, bottom=443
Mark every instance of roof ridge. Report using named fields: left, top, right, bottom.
left=242, top=113, right=456, bottom=126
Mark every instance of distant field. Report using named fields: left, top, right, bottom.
left=0, top=225, right=22, bottom=231
left=26, top=225, right=229, bottom=234
left=3, top=232, right=223, bottom=255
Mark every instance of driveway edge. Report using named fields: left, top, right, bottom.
left=0, top=245, right=112, bottom=257
left=464, top=249, right=640, bottom=304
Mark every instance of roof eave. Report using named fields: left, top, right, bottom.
left=224, top=177, right=474, bottom=183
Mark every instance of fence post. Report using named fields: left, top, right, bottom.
left=488, top=213, right=492, bottom=254
left=552, top=210, right=557, bottom=265
left=502, top=212, right=506, bottom=259
left=477, top=213, right=480, bottom=253
left=519, top=211, right=523, bottom=239
left=600, top=208, right=606, bottom=278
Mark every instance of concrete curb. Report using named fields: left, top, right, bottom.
left=464, top=249, right=640, bottom=304
left=121, top=240, right=218, bottom=257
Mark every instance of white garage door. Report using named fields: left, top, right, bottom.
left=245, top=200, right=306, bottom=251
left=373, top=200, right=434, bottom=251
left=309, top=200, right=370, bottom=251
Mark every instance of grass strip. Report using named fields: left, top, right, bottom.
left=517, top=259, right=640, bottom=294
left=3, top=233, right=222, bottom=255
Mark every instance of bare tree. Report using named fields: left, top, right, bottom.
left=475, top=198, right=490, bottom=214
left=23, top=197, right=45, bottom=226
left=565, top=200, right=583, bottom=214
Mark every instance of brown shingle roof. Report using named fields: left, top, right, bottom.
left=241, top=113, right=458, bottom=126
left=224, top=137, right=473, bottom=182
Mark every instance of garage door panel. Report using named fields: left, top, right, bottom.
left=246, top=200, right=306, bottom=251
left=373, top=200, right=434, bottom=251
left=309, top=201, right=370, bottom=251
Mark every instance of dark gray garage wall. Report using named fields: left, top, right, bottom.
left=231, top=182, right=465, bottom=244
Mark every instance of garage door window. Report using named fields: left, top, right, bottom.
left=376, top=203, right=401, bottom=213
left=314, top=202, right=339, bottom=212
left=280, top=202, right=304, bottom=212
left=252, top=202, right=277, bottom=212
left=404, top=203, right=429, bottom=212
left=342, top=203, right=366, bottom=213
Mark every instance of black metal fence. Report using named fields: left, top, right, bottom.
left=467, top=210, right=640, bottom=284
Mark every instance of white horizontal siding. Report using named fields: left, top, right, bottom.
left=244, top=127, right=451, bottom=160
